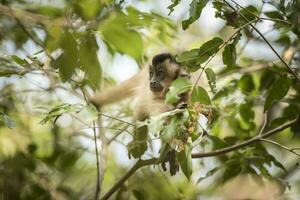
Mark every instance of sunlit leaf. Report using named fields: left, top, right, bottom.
left=165, top=77, right=192, bottom=104
left=182, top=0, right=209, bottom=30
left=99, top=12, right=144, bottom=60
left=55, top=31, right=79, bottom=82
left=79, top=34, right=102, bottom=89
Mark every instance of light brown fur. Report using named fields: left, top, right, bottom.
left=90, top=58, right=189, bottom=121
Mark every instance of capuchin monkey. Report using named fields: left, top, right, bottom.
left=90, top=53, right=190, bottom=121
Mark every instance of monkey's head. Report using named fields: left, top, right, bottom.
left=149, top=53, right=189, bottom=95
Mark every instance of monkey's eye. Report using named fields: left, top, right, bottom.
left=149, top=71, right=153, bottom=78
left=157, top=71, right=164, bottom=78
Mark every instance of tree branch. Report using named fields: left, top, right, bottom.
left=100, top=158, right=158, bottom=200
left=192, top=117, right=298, bottom=158
left=93, top=121, right=101, bottom=200
left=100, top=117, right=298, bottom=199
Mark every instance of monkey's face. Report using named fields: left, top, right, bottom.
left=149, top=54, right=185, bottom=95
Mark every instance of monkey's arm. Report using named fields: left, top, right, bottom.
left=90, top=68, right=146, bottom=107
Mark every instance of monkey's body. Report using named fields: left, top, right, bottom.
left=91, top=54, right=190, bottom=121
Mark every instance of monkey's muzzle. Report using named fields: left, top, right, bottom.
left=150, top=81, right=163, bottom=92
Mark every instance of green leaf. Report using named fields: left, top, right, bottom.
left=264, top=77, right=291, bottom=111
left=197, top=167, right=220, bottom=184
left=168, top=0, right=181, bottom=15
left=239, top=102, right=254, bottom=122
left=165, top=77, right=192, bottom=104
left=238, top=74, right=255, bottom=94
left=176, top=37, right=223, bottom=71
left=40, top=103, right=83, bottom=124
left=127, top=140, right=147, bottom=159
left=205, top=68, right=217, bottom=94
left=1, top=113, right=15, bottom=129
left=222, top=43, right=236, bottom=67
left=11, top=55, right=29, bottom=66
left=28, top=5, right=63, bottom=18
left=99, top=13, right=144, bottom=60
left=161, top=116, right=181, bottom=143
left=208, top=135, right=228, bottom=150
left=238, top=5, right=258, bottom=26
left=182, top=0, right=209, bottom=30
left=264, top=11, right=284, bottom=20
left=74, top=0, right=102, bottom=20
left=79, top=34, right=102, bottom=90
left=55, top=31, right=80, bottom=82
left=266, top=154, right=286, bottom=172
left=191, top=86, right=211, bottom=105
left=176, top=145, right=193, bottom=180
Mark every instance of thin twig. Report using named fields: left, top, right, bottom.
left=93, top=121, right=101, bottom=200
left=258, top=112, right=268, bottom=135
left=260, top=138, right=300, bottom=156
left=97, top=113, right=108, bottom=198
left=107, top=124, right=130, bottom=145
left=98, top=112, right=135, bottom=127
left=224, top=0, right=300, bottom=83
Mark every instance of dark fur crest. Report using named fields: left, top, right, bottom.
left=152, top=53, right=176, bottom=66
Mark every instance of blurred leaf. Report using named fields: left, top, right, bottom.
left=176, top=145, right=193, bottom=180
left=264, top=11, right=284, bottom=20
left=55, top=31, right=79, bottom=82
left=191, top=86, right=211, bottom=105
left=79, top=34, right=102, bottom=89
left=239, top=102, right=254, bottom=122
left=182, top=0, right=209, bottom=30
left=166, top=77, right=192, bottom=104
left=132, top=189, right=145, bottom=200
left=27, top=5, right=63, bottom=17
left=266, top=154, right=286, bottom=172
left=238, top=74, right=255, bottom=94
left=99, top=12, right=144, bottom=60
left=161, top=116, right=181, bottom=143
left=57, top=150, right=80, bottom=171
left=73, top=0, right=102, bottom=20
left=197, top=167, right=220, bottom=184
left=208, top=135, right=228, bottom=150
left=264, top=77, right=291, bottom=111
left=238, top=5, right=258, bottom=26
left=0, top=112, right=15, bottom=129
left=222, top=43, right=236, bottom=67
left=127, top=140, right=147, bottom=159
left=222, top=159, right=242, bottom=183
left=205, top=68, right=217, bottom=94
left=40, top=104, right=83, bottom=124
left=11, top=55, right=29, bottom=66
left=168, top=0, right=181, bottom=15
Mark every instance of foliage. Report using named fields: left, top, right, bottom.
left=1, top=0, right=300, bottom=199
